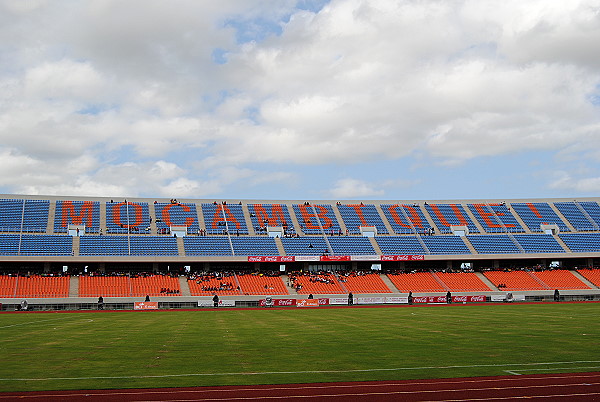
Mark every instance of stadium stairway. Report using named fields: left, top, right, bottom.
left=571, top=271, right=599, bottom=289
left=281, top=274, right=298, bottom=294
left=380, top=274, right=400, bottom=292
left=176, top=237, right=185, bottom=256
left=430, top=272, right=451, bottom=291
left=463, top=237, right=478, bottom=254
left=553, top=234, right=572, bottom=252
left=527, top=272, right=551, bottom=289
left=69, top=276, right=78, bottom=297
left=178, top=276, right=192, bottom=296
left=72, top=236, right=80, bottom=256
left=374, top=204, right=395, bottom=234
left=47, top=201, right=56, bottom=234
left=274, top=237, right=286, bottom=255
left=475, top=272, right=499, bottom=291
left=368, top=237, right=382, bottom=255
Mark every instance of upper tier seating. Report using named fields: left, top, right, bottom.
left=247, top=204, right=295, bottom=235
left=375, top=236, right=427, bottom=255
left=483, top=271, right=547, bottom=290
left=54, top=200, right=100, bottom=234
left=129, top=236, right=178, bottom=256
left=511, top=202, right=570, bottom=232
left=421, top=235, right=471, bottom=254
left=81, top=236, right=178, bottom=257
left=434, top=272, right=491, bottom=291
left=467, top=235, right=521, bottom=254
left=338, top=272, right=391, bottom=293
left=381, top=204, right=430, bottom=234
left=79, top=236, right=129, bottom=256
left=0, top=199, right=49, bottom=233
left=554, top=202, right=600, bottom=231
left=336, top=204, right=388, bottom=234
left=0, top=234, right=72, bottom=256
left=280, top=236, right=329, bottom=256
left=327, top=236, right=376, bottom=255
left=230, top=236, right=279, bottom=256
left=425, top=203, right=479, bottom=234
left=387, top=272, right=447, bottom=292
left=512, top=234, right=565, bottom=253
left=236, top=273, right=288, bottom=295
left=106, top=201, right=151, bottom=234
left=183, top=236, right=233, bottom=256
left=201, top=203, right=248, bottom=235
left=293, top=204, right=341, bottom=235
left=576, top=269, right=600, bottom=288
left=154, top=202, right=200, bottom=235
left=559, top=233, right=600, bottom=252
left=289, top=272, right=344, bottom=294
left=467, top=203, right=524, bottom=233
left=530, top=270, right=590, bottom=289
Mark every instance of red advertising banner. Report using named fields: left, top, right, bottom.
left=318, top=298, right=329, bottom=305
left=248, top=256, right=295, bottom=262
left=296, top=299, right=320, bottom=307
left=320, top=255, right=351, bottom=261
left=259, top=298, right=297, bottom=307
left=134, top=302, right=158, bottom=310
left=380, top=255, right=425, bottom=261
left=452, top=295, right=487, bottom=303
left=412, top=296, right=447, bottom=303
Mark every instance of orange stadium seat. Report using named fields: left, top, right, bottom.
left=387, top=272, right=447, bottom=292
left=531, top=270, right=590, bottom=290
left=290, top=272, right=344, bottom=294
left=435, top=272, right=491, bottom=292
left=483, top=271, right=547, bottom=291
left=338, top=273, right=392, bottom=293
left=236, top=274, right=288, bottom=295
left=188, top=274, right=240, bottom=296
left=577, top=269, right=600, bottom=287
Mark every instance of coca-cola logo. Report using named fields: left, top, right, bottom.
left=248, top=256, right=262, bottom=262
left=265, top=256, right=277, bottom=262
left=281, top=256, right=295, bottom=262
left=454, top=296, right=467, bottom=302
left=413, top=297, right=428, bottom=303
left=470, top=295, right=486, bottom=302
left=276, top=299, right=294, bottom=306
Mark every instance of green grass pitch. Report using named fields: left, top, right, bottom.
left=0, top=303, right=599, bottom=392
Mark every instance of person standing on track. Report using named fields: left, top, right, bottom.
left=213, top=294, right=219, bottom=307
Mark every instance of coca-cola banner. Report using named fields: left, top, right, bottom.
left=259, top=298, right=297, bottom=307
left=452, top=295, right=487, bottom=303
left=318, top=298, right=329, bottom=305
left=412, top=295, right=448, bottom=303
left=248, top=256, right=295, bottom=262
left=380, top=255, right=425, bottom=261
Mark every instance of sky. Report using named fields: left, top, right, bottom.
left=0, top=0, right=599, bottom=201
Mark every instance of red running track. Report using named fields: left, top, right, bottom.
left=1, top=372, right=599, bottom=401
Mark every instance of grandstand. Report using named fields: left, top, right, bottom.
left=1, top=194, right=600, bottom=306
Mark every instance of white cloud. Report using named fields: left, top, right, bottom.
left=329, top=178, right=384, bottom=199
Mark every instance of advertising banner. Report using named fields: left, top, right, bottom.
left=318, top=298, right=329, bottom=305
left=198, top=300, right=236, bottom=307
left=320, top=255, right=351, bottom=261
left=296, top=299, right=319, bottom=307
left=357, top=297, right=386, bottom=304
left=412, top=295, right=448, bottom=303
left=248, top=256, right=295, bottom=262
left=385, top=296, right=409, bottom=304
left=329, top=297, right=349, bottom=305
left=134, top=302, right=158, bottom=310
left=259, top=298, right=297, bottom=307
left=294, top=256, right=321, bottom=262
left=491, top=294, right=526, bottom=302
left=380, top=255, right=425, bottom=261
left=452, top=295, right=487, bottom=303
left=351, top=255, right=380, bottom=261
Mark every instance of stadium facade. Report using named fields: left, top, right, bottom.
left=1, top=194, right=600, bottom=308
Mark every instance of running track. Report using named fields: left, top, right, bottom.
left=1, top=372, right=599, bottom=401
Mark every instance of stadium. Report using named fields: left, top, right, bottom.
left=1, top=194, right=600, bottom=400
